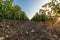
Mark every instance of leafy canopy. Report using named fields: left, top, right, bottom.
left=0, top=0, right=29, bottom=21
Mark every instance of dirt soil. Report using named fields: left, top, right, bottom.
left=0, top=20, right=60, bottom=40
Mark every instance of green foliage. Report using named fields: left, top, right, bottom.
left=2, top=0, right=59, bottom=21
left=31, top=12, right=49, bottom=21
left=0, top=0, right=29, bottom=21
left=16, top=11, right=29, bottom=21
left=40, top=13, right=49, bottom=21
left=31, top=12, right=40, bottom=21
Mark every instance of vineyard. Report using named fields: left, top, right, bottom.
left=0, top=0, right=60, bottom=40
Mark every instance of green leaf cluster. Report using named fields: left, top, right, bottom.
left=31, top=12, right=49, bottom=21
left=0, top=0, right=29, bottom=21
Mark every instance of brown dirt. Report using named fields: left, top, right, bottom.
left=0, top=20, right=60, bottom=40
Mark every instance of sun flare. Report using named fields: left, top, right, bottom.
left=58, top=17, right=60, bottom=21
left=52, top=17, right=60, bottom=27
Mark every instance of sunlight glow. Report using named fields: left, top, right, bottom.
left=52, top=17, right=60, bottom=27
left=58, top=17, right=60, bottom=20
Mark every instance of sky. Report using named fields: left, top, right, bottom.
left=13, top=0, right=51, bottom=19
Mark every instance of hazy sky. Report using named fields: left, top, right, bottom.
left=13, top=0, right=51, bottom=19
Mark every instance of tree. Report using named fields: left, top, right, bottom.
left=0, top=0, right=29, bottom=21
left=10, top=5, right=22, bottom=19
left=0, top=0, right=4, bottom=20
left=31, top=12, right=40, bottom=21
left=42, top=0, right=60, bottom=18
left=19, top=12, right=29, bottom=21
left=40, top=13, right=49, bottom=21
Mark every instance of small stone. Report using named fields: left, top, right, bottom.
left=26, top=31, right=29, bottom=34
left=15, top=31, right=17, bottom=32
left=41, top=24, right=44, bottom=25
left=2, top=20, right=5, bottom=22
left=7, top=25, right=10, bottom=27
left=8, top=31, right=10, bottom=34
left=53, top=34, right=58, bottom=38
left=0, top=37, right=5, bottom=40
left=2, top=28, right=5, bottom=31
left=1, top=24, right=3, bottom=27
left=59, top=38, right=60, bottom=40
left=5, top=31, right=7, bottom=32
left=50, top=38, right=55, bottom=40
left=6, top=35, right=9, bottom=38
left=31, top=29, right=35, bottom=33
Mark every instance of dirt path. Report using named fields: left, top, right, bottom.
left=0, top=20, right=59, bottom=40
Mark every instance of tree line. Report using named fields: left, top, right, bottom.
left=0, top=0, right=29, bottom=21
left=31, top=0, right=60, bottom=21
left=0, top=0, right=60, bottom=21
